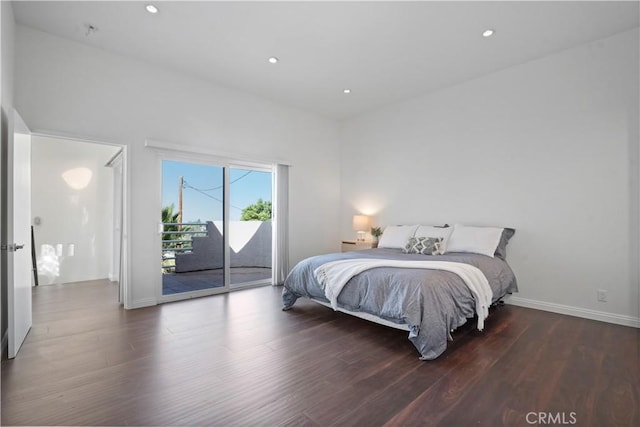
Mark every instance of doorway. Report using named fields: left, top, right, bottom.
left=30, top=135, right=125, bottom=295
left=160, top=158, right=273, bottom=299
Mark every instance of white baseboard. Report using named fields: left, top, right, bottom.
left=506, top=296, right=640, bottom=328
left=127, top=298, right=157, bottom=309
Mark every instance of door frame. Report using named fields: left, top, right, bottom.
left=152, top=147, right=274, bottom=304
left=105, top=149, right=124, bottom=301
left=30, top=131, right=131, bottom=308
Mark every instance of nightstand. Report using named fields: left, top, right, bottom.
left=341, top=240, right=372, bottom=252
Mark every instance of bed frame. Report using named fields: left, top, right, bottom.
left=309, top=295, right=508, bottom=333
left=310, top=298, right=411, bottom=331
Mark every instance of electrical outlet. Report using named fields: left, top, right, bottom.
left=597, top=289, right=607, bottom=302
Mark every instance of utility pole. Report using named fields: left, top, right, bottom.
left=178, top=176, right=183, bottom=231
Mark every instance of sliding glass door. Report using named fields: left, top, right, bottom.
left=160, top=159, right=272, bottom=298
left=228, top=167, right=272, bottom=288
left=161, top=160, right=225, bottom=296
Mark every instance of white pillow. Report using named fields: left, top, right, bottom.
left=445, top=224, right=504, bottom=257
left=414, top=226, right=454, bottom=254
left=378, top=225, right=419, bottom=249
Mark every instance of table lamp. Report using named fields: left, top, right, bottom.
left=352, top=215, right=370, bottom=242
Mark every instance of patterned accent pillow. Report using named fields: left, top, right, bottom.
left=402, top=237, right=443, bottom=255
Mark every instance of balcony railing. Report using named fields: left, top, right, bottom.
left=162, top=220, right=273, bottom=275
left=161, top=222, right=208, bottom=272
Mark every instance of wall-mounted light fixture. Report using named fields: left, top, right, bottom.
left=62, top=167, right=93, bottom=190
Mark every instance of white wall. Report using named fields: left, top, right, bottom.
left=12, top=18, right=638, bottom=326
left=340, top=28, right=640, bottom=324
left=15, top=26, right=341, bottom=307
left=31, top=136, right=118, bottom=285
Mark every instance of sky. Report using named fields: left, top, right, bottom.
left=162, top=160, right=272, bottom=222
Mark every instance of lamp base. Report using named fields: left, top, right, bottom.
left=356, top=231, right=366, bottom=242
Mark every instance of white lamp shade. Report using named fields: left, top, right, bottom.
left=352, top=215, right=370, bottom=232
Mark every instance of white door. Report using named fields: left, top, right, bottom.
left=7, top=111, right=32, bottom=358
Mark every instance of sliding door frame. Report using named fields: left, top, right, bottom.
left=154, top=148, right=274, bottom=304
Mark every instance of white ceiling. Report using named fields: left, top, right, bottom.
left=12, top=1, right=640, bottom=120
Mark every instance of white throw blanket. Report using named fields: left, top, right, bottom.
left=313, top=259, right=494, bottom=331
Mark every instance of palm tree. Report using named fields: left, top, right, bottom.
left=162, top=204, right=183, bottom=248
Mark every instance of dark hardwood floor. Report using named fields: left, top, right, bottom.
left=1, top=280, right=638, bottom=426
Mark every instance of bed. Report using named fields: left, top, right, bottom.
left=281, top=225, right=518, bottom=360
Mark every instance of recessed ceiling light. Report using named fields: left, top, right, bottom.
left=482, top=29, right=495, bottom=37
left=343, top=89, right=351, bottom=94
left=146, top=4, right=159, bottom=14
left=268, top=57, right=279, bottom=64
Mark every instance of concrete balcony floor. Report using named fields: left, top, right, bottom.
left=162, top=267, right=272, bottom=295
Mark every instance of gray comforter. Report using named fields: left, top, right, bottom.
left=282, top=248, right=518, bottom=360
